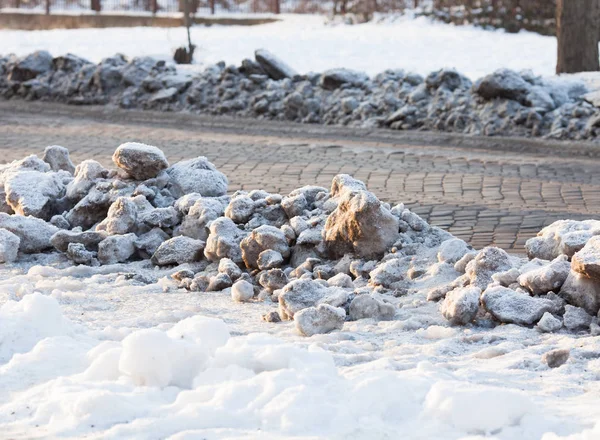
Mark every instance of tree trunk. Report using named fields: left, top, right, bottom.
left=556, top=0, right=600, bottom=73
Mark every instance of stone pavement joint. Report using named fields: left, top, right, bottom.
left=1, top=101, right=600, bottom=252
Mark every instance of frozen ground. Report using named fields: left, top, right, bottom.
left=0, top=14, right=570, bottom=79
left=2, top=245, right=600, bottom=439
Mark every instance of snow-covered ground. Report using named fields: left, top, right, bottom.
left=2, top=252, right=600, bottom=438
left=0, top=14, right=563, bottom=79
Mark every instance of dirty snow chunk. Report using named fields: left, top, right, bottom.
left=525, top=219, right=600, bottom=260
left=563, top=305, right=593, bottom=331
left=8, top=50, right=53, bottom=82
left=425, top=68, right=471, bottom=91
left=320, top=68, right=369, bottom=90
left=542, top=349, right=570, bottom=368
left=112, top=143, right=169, bottom=180
left=204, top=217, right=245, bottom=263
left=240, top=225, right=290, bottom=269
left=441, top=286, right=481, bottom=325
left=254, top=48, right=297, bottom=80
left=50, top=229, right=107, bottom=252
left=262, top=311, right=281, bottom=322
left=207, top=273, right=232, bottom=291
left=97, top=233, right=137, bottom=264
left=526, top=86, right=555, bottom=112
left=454, top=252, right=475, bottom=273
left=281, top=193, right=307, bottom=218
left=43, top=145, right=75, bottom=174
left=258, top=268, right=288, bottom=292
left=327, top=272, right=353, bottom=289
left=231, top=280, right=254, bottom=302
left=66, top=242, right=96, bottom=265
left=0, top=213, right=58, bottom=253
left=572, top=236, right=600, bottom=281
left=49, top=214, right=70, bottom=229
left=401, top=209, right=429, bottom=232
left=537, top=312, right=562, bottom=333
left=149, top=87, right=178, bottom=103
left=218, top=258, right=242, bottom=281
left=101, top=196, right=137, bottom=235
left=140, top=207, right=180, bottom=228
left=492, top=268, right=521, bottom=287
left=294, top=304, right=346, bottom=337
left=0, top=228, right=20, bottom=263
left=65, top=159, right=109, bottom=200
left=296, top=228, right=322, bottom=245
left=424, top=381, right=534, bottom=433
left=473, top=68, right=531, bottom=102
left=518, top=255, right=570, bottom=294
left=151, top=236, right=205, bottom=266
left=330, top=174, right=367, bottom=198
left=466, top=246, right=512, bottom=289
left=225, top=195, right=255, bottom=224
left=348, top=294, right=396, bottom=321
left=324, top=180, right=398, bottom=259
left=559, top=271, right=600, bottom=315
left=257, top=249, right=284, bottom=270
left=135, top=228, right=168, bottom=256
left=369, top=258, right=404, bottom=288
left=481, top=286, right=557, bottom=325
left=174, top=193, right=203, bottom=215
left=179, top=197, right=226, bottom=241
left=438, top=238, right=470, bottom=264
left=4, top=170, right=66, bottom=218
left=278, top=279, right=329, bottom=320
left=317, top=288, right=349, bottom=308
left=166, top=157, right=228, bottom=197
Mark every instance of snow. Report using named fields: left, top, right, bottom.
left=1, top=257, right=600, bottom=438
left=0, top=14, right=585, bottom=79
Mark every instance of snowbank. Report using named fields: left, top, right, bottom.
left=0, top=15, right=563, bottom=79
left=2, top=47, right=599, bottom=141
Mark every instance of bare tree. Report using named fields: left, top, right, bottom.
left=174, top=0, right=195, bottom=64
left=556, top=0, right=600, bottom=73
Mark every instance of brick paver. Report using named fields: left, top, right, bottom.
left=2, top=101, right=600, bottom=252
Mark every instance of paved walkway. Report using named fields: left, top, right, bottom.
left=2, top=101, right=600, bottom=251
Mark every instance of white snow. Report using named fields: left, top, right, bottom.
left=1, top=257, right=600, bottom=438
left=0, top=14, right=584, bottom=79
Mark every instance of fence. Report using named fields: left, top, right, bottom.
left=0, top=0, right=410, bottom=15
left=0, top=0, right=337, bottom=14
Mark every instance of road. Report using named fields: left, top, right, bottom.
left=2, top=100, right=600, bottom=251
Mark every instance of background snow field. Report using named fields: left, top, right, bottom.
left=0, top=15, right=562, bottom=79
left=0, top=258, right=599, bottom=439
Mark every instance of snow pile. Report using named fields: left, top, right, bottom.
left=3, top=142, right=600, bottom=340
left=0, top=292, right=573, bottom=439
left=1, top=48, right=598, bottom=141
